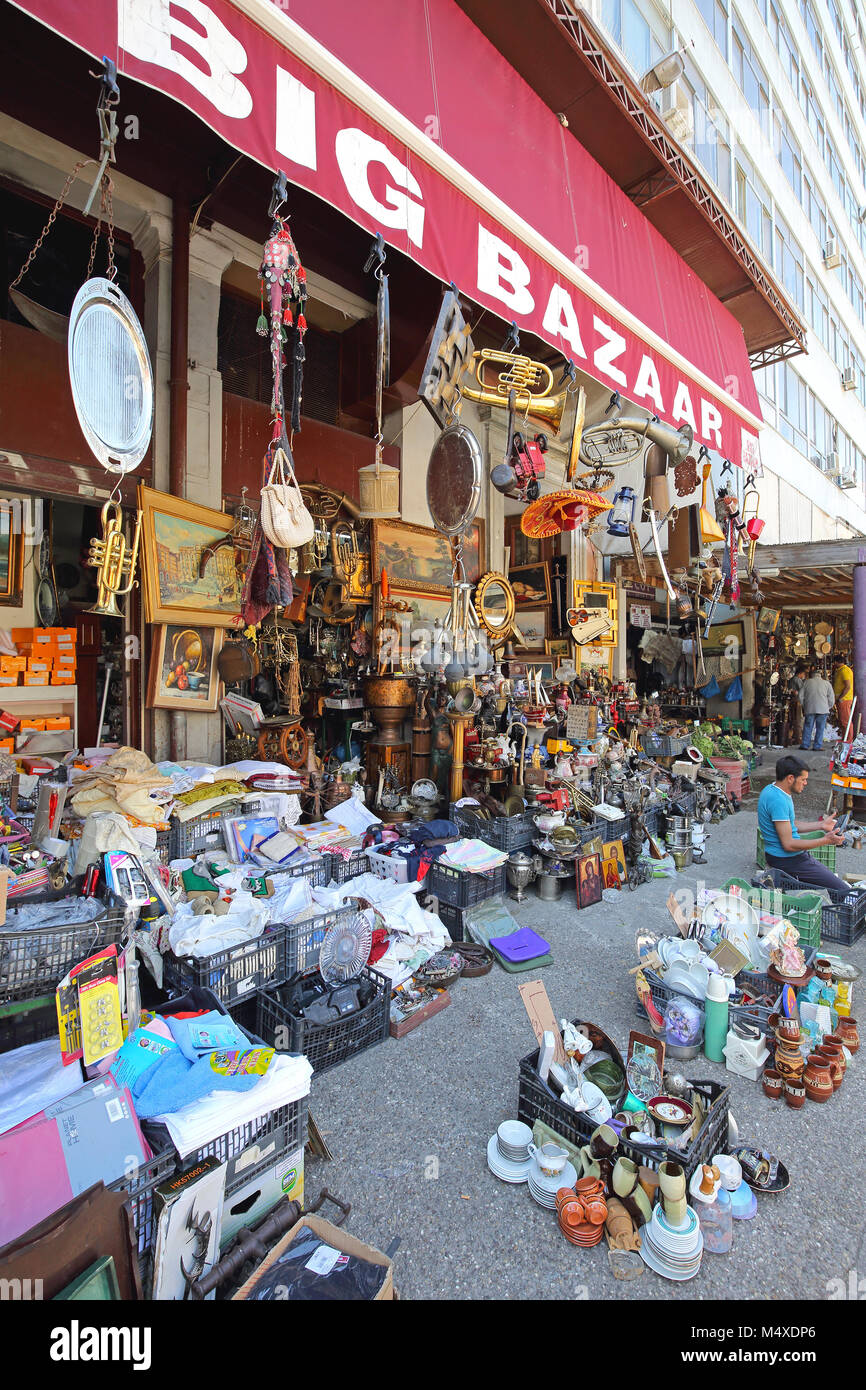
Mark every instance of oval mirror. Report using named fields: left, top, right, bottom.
left=68, top=278, right=154, bottom=474
left=426, top=424, right=482, bottom=536
left=474, top=571, right=516, bottom=641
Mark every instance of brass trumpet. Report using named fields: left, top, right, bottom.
left=460, top=349, right=566, bottom=431
left=86, top=499, right=143, bottom=617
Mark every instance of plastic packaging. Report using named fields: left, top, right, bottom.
left=664, top=997, right=703, bottom=1048
left=696, top=1186, right=733, bottom=1253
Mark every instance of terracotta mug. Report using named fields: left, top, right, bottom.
left=777, top=1017, right=801, bottom=1043
left=836, top=1017, right=859, bottom=1053
left=803, top=1056, right=833, bottom=1102
left=762, top=1068, right=783, bottom=1099
left=784, top=1080, right=806, bottom=1109
left=817, top=1046, right=844, bottom=1090
left=815, top=958, right=833, bottom=982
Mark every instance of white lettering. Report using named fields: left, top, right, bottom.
left=275, top=69, right=317, bottom=170
left=633, top=354, right=664, bottom=412
left=592, top=317, right=628, bottom=386
left=80, top=1327, right=100, bottom=1361
left=119, top=0, right=253, bottom=119
left=50, top=1328, right=69, bottom=1362
left=701, top=399, right=723, bottom=448
left=334, top=129, right=425, bottom=247
left=476, top=227, right=534, bottom=314
left=671, top=381, right=697, bottom=432
left=541, top=284, right=586, bottom=358
left=48, top=1324, right=152, bottom=1371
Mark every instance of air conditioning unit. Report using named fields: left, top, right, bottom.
left=839, top=462, right=857, bottom=488
left=824, top=237, right=842, bottom=269
left=841, top=366, right=857, bottom=390
left=658, top=81, right=694, bottom=145
left=824, top=450, right=841, bottom=475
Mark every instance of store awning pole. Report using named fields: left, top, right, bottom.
left=854, top=562, right=866, bottom=739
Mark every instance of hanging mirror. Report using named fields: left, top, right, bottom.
left=474, top=572, right=516, bottom=641
left=426, top=424, right=482, bottom=536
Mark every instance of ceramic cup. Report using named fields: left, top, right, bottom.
left=777, top=1017, right=801, bottom=1043
left=836, top=1017, right=860, bottom=1053
left=762, top=1068, right=783, bottom=1099
left=589, top=1124, right=619, bottom=1159
left=784, top=1080, right=806, bottom=1109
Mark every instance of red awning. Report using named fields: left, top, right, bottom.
left=10, top=0, right=763, bottom=469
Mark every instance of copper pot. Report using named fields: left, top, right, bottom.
left=363, top=676, right=416, bottom=745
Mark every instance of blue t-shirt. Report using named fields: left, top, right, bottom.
left=758, top=783, right=801, bottom=858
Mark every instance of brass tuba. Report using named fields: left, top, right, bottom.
left=459, top=349, right=566, bottom=431
left=85, top=498, right=143, bottom=617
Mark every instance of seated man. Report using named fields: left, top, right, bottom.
left=757, top=755, right=848, bottom=894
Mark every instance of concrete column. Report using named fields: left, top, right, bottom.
left=131, top=211, right=172, bottom=493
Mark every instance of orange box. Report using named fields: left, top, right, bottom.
left=23, top=673, right=49, bottom=686
left=54, top=651, right=76, bottom=666
left=11, top=628, right=33, bottom=644
left=50, top=672, right=75, bottom=685
left=0, top=676, right=19, bottom=687
left=1, top=657, right=27, bottom=673
left=19, top=718, right=46, bottom=732
left=32, top=631, right=54, bottom=647
left=44, top=716, right=71, bottom=731
left=50, top=628, right=77, bottom=644
left=27, top=661, right=52, bottom=675
left=0, top=739, right=13, bottom=755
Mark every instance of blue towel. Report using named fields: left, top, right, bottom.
left=131, top=1045, right=274, bottom=1118
left=167, top=1011, right=251, bottom=1063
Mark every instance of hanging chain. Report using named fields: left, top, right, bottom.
left=9, top=158, right=95, bottom=291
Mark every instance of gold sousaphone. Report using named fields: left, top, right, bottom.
left=85, top=497, right=143, bottom=617
left=460, top=349, right=566, bottom=432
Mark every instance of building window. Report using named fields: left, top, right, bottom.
left=735, top=157, right=772, bottom=260
left=601, top=0, right=667, bottom=76
left=696, top=0, right=728, bottom=55
left=731, top=12, right=769, bottom=121
left=774, top=112, right=802, bottom=199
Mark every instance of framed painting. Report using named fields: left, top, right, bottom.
left=577, top=852, right=602, bottom=909
left=0, top=507, right=24, bottom=606
left=371, top=519, right=484, bottom=594
left=377, top=588, right=452, bottom=668
left=509, top=561, right=551, bottom=606
left=138, top=486, right=243, bottom=628
left=520, top=656, right=556, bottom=685
left=514, top=608, right=547, bottom=651
left=146, top=623, right=224, bottom=712
left=545, top=637, right=573, bottom=659
left=602, top=839, right=628, bottom=888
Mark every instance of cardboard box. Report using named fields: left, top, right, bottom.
left=0, top=657, right=26, bottom=673
left=0, top=710, right=19, bottom=731
left=54, top=651, right=76, bottom=666
left=0, top=739, right=13, bottom=755
left=0, top=676, right=20, bottom=687
left=50, top=628, right=76, bottom=645
left=220, top=1146, right=304, bottom=1249
left=27, top=660, right=52, bottom=674
left=23, top=673, right=49, bottom=686
left=44, top=716, right=71, bottom=731
left=51, top=672, right=75, bottom=685
left=233, top=1213, right=395, bottom=1300
left=19, top=718, right=46, bottom=732
left=33, top=631, right=54, bottom=647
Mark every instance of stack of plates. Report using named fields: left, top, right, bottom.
left=487, top=1120, right=534, bottom=1184
left=528, top=1157, right=578, bottom=1208
left=640, top=1205, right=704, bottom=1281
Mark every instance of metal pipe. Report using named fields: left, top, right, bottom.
left=169, top=195, right=189, bottom=502
left=854, top=564, right=866, bottom=736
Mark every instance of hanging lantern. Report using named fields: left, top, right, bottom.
left=359, top=446, right=401, bottom=519
left=606, top=486, right=636, bottom=537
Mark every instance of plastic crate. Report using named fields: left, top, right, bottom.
left=722, top=877, right=823, bottom=952
left=107, top=1138, right=177, bottom=1296
left=365, top=844, right=421, bottom=884
left=0, top=998, right=58, bottom=1053
left=435, top=900, right=467, bottom=942
left=760, top=867, right=866, bottom=947
left=326, top=847, right=370, bottom=883
left=163, top=904, right=352, bottom=1007
left=169, top=798, right=262, bottom=859
left=427, top=860, right=506, bottom=908
left=640, top=732, right=688, bottom=758
left=518, top=1046, right=729, bottom=1181
left=449, top=803, right=536, bottom=852
left=591, top=813, right=631, bottom=845
left=155, top=828, right=172, bottom=864
left=638, top=967, right=774, bottom=1036
left=0, top=890, right=128, bottom=1005
left=756, top=827, right=836, bottom=871
left=737, top=946, right=817, bottom=1000
left=257, top=964, right=391, bottom=1076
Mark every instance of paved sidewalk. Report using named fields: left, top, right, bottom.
left=306, top=755, right=866, bottom=1301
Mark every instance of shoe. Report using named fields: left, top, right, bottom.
left=799, top=746, right=810, bottom=751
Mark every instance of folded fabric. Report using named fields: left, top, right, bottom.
left=149, top=1052, right=312, bottom=1158
left=131, top=1044, right=274, bottom=1119
left=166, top=1011, right=251, bottom=1063
left=409, top=820, right=459, bottom=843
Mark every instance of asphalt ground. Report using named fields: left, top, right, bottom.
left=305, top=747, right=866, bottom=1301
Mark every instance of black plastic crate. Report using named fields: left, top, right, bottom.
left=107, top=1137, right=177, bottom=1297
left=0, top=890, right=128, bottom=1005
left=0, top=998, right=58, bottom=1053
left=449, top=803, right=536, bottom=852
left=640, top=732, right=688, bottom=758
left=435, top=901, right=467, bottom=942
left=592, top=813, right=631, bottom=845
left=169, top=798, right=263, bottom=859
left=162, top=905, right=353, bottom=1007
left=427, top=861, right=506, bottom=908
left=757, top=865, right=866, bottom=948
left=256, top=964, right=391, bottom=1076
left=326, top=848, right=370, bottom=883
left=517, top=1043, right=729, bottom=1181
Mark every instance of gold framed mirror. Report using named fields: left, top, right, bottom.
left=474, top=571, right=516, bottom=642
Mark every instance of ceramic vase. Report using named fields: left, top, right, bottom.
left=836, top=1017, right=859, bottom=1053
left=803, top=1056, right=833, bottom=1102
left=658, top=1161, right=687, bottom=1227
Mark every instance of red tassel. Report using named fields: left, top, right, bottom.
left=283, top=306, right=293, bottom=326
left=298, top=314, right=307, bottom=334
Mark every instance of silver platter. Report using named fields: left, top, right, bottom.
left=68, top=277, right=153, bottom=473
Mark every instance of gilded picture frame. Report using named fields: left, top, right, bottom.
left=371, top=519, right=484, bottom=594
left=138, top=486, right=243, bottom=628
left=146, top=623, right=223, bottom=712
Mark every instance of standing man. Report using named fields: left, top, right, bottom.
left=833, top=653, right=855, bottom=738
left=790, top=660, right=808, bottom=747
left=799, top=664, right=836, bottom=751
left=758, top=756, right=848, bottom=893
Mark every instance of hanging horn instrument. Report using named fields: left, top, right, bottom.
left=580, top=414, right=694, bottom=468
left=459, top=349, right=567, bottom=431
left=85, top=498, right=143, bottom=617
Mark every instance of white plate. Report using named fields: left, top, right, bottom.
left=487, top=1134, right=531, bottom=1181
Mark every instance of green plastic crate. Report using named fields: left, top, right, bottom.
left=723, top=878, right=823, bottom=951
left=756, top=828, right=836, bottom=871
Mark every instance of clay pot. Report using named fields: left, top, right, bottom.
left=762, top=1068, right=783, bottom=1099
left=777, top=1017, right=801, bottom=1043
left=836, top=1017, right=860, bottom=1053
left=817, top=1044, right=844, bottom=1090
left=784, top=1080, right=806, bottom=1109
left=774, top=1049, right=805, bottom=1080
left=815, top=958, right=833, bottom=982
left=803, top=1056, right=833, bottom=1102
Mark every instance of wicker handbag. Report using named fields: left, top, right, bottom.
left=259, top=444, right=315, bottom=549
